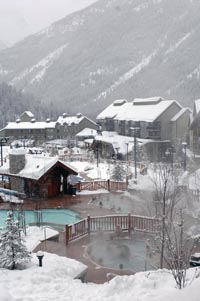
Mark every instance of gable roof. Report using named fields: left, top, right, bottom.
left=21, top=111, right=34, bottom=118
left=57, top=114, right=96, bottom=126
left=0, top=154, right=78, bottom=180
left=76, top=128, right=97, bottom=137
left=93, top=131, right=150, bottom=155
left=97, top=97, right=183, bottom=122
left=190, top=99, right=200, bottom=129
left=171, top=108, right=191, bottom=122
left=194, top=99, right=200, bottom=116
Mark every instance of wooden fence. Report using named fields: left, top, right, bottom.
left=76, top=179, right=127, bottom=192
left=65, top=214, right=160, bottom=244
left=188, top=188, right=200, bottom=201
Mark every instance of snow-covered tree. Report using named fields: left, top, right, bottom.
left=151, top=163, right=180, bottom=268
left=151, top=163, right=195, bottom=289
left=163, top=210, right=194, bottom=289
left=0, top=211, right=31, bottom=270
left=111, top=162, right=126, bottom=181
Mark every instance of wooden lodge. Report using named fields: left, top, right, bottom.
left=0, top=149, right=78, bottom=198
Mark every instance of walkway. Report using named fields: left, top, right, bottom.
left=0, top=192, right=155, bottom=283
left=34, top=231, right=134, bottom=284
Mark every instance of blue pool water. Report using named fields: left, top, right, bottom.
left=0, top=208, right=80, bottom=228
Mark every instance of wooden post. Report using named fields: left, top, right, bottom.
left=126, top=175, right=128, bottom=187
left=76, top=181, right=81, bottom=192
left=87, top=215, right=90, bottom=234
left=66, top=224, right=69, bottom=245
left=107, top=179, right=110, bottom=191
left=128, top=213, right=131, bottom=237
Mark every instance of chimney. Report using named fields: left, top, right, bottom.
left=9, top=149, right=26, bottom=174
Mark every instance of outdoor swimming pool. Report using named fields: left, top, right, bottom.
left=0, top=208, right=80, bottom=229
left=87, top=238, right=156, bottom=273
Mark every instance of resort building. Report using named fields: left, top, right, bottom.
left=0, top=149, right=78, bottom=198
left=96, top=97, right=191, bottom=146
left=0, top=111, right=97, bottom=146
left=190, top=99, right=200, bottom=154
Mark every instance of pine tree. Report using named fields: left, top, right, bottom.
left=111, top=163, right=126, bottom=181
left=0, top=211, right=31, bottom=270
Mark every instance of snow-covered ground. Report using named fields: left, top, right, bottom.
left=0, top=224, right=200, bottom=301
left=1, top=148, right=200, bottom=300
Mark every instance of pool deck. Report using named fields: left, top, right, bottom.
left=1, top=192, right=133, bottom=283
left=34, top=231, right=135, bottom=284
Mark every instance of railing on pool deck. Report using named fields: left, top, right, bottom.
left=65, top=214, right=160, bottom=244
left=76, top=179, right=128, bottom=192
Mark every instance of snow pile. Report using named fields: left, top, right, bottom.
left=0, top=254, right=200, bottom=300
left=24, top=226, right=59, bottom=252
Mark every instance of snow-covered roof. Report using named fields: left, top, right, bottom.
left=4, top=121, right=56, bottom=130
left=194, top=99, right=200, bottom=115
left=94, top=131, right=150, bottom=155
left=171, top=108, right=191, bottom=122
left=97, top=98, right=183, bottom=122
left=45, top=139, right=68, bottom=146
left=21, top=111, right=34, bottom=118
left=76, top=128, right=97, bottom=137
left=57, top=115, right=84, bottom=126
left=0, top=153, right=78, bottom=180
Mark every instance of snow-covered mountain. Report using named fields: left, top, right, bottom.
left=0, top=0, right=200, bottom=118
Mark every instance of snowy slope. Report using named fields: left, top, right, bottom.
left=0, top=0, right=200, bottom=118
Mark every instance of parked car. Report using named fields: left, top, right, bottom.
left=189, top=253, right=200, bottom=267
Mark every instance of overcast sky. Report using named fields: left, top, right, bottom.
left=0, top=0, right=98, bottom=45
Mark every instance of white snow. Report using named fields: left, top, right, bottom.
left=93, top=50, right=159, bottom=103
left=0, top=152, right=78, bottom=180
left=187, top=64, right=200, bottom=81
left=10, top=44, right=68, bottom=85
left=1, top=156, right=200, bottom=299
left=97, top=98, right=182, bottom=122
left=0, top=245, right=200, bottom=300
left=57, top=115, right=84, bottom=126
left=134, top=3, right=148, bottom=12
left=4, top=121, right=56, bottom=130
left=24, top=226, right=59, bottom=252
left=165, top=32, right=192, bottom=55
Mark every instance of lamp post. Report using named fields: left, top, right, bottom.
left=115, top=147, right=120, bottom=160
left=130, top=127, right=139, bottom=180
left=37, top=250, right=44, bottom=267
left=182, top=142, right=187, bottom=171
left=165, top=147, right=173, bottom=169
left=125, top=142, right=129, bottom=162
left=0, top=137, right=9, bottom=166
left=96, top=142, right=99, bottom=167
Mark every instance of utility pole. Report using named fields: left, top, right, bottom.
left=182, top=142, right=187, bottom=171
left=0, top=137, right=9, bottom=166
left=130, top=127, right=139, bottom=180
left=125, top=142, right=129, bottom=162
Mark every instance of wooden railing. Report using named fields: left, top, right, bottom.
left=188, top=188, right=200, bottom=201
left=76, top=179, right=127, bottom=192
left=65, top=214, right=160, bottom=244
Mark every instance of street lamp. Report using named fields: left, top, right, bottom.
left=182, top=142, right=187, bottom=171
left=115, top=147, right=120, bottom=160
left=130, top=127, right=139, bottom=180
left=125, top=142, right=129, bottom=162
left=165, top=147, right=173, bottom=169
left=37, top=250, right=44, bottom=267
left=0, top=137, right=9, bottom=166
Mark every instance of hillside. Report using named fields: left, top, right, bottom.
left=0, top=82, right=46, bottom=127
left=0, top=0, right=200, bottom=119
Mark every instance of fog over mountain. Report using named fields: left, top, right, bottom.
left=0, top=0, right=98, bottom=47
left=0, top=0, right=200, bottom=120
